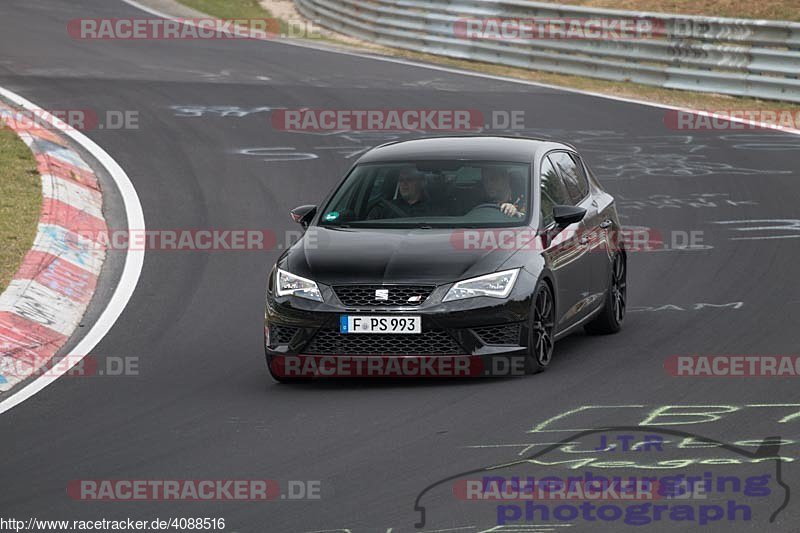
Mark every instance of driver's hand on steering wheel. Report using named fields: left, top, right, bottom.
left=500, top=202, right=522, bottom=217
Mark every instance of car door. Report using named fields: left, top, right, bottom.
left=572, top=152, right=614, bottom=301
left=548, top=151, right=607, bottom=321
left=538, top=154, right=589, bottom=333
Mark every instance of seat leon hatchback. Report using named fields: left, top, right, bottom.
left=264, top=136, right=626, bottom=381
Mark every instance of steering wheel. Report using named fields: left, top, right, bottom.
left=469, top=203, right=502, bottom=212
left=366, top=198, right=409, bottom=219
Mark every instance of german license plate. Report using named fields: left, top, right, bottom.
left=340, top=315, right=421, bottom=334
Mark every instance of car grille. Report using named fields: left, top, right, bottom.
left=473, top=323, right=522, bottom=345
left=333, top=285, right=435, bottom=307
left=304, top=329, right=463, bottom=355
left=269, top=324, right=299, bottom=346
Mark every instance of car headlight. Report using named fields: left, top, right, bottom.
left=276, top=268, right=323, bottom=302
left=443, top=268, right=520, bottom=302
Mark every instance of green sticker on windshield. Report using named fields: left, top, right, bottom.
left=324, top=211, right=340, bottom=221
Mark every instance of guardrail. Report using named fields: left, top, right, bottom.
left=294, top=0, right=800, bottom=103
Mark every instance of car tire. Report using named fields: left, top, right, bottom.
left=585, top=252, right=626, bottom=335
left=525, top=280, right=556, bottom=374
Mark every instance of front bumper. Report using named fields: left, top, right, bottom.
left=264, top=270, right=537, bottom=378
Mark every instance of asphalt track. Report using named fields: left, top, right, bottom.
left=1, top=0, right=800, bottom=531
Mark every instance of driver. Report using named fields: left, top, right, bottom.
left=368, top=167, right=430, bottom=219
left=481, top=166, right=526, bottom=218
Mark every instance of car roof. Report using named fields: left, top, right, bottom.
left=356, top=136, right=576, bottom=164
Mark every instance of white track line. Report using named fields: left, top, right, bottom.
left=0, top=86, right=145, bottom=415
left=121, top=0, right=800, bottom=136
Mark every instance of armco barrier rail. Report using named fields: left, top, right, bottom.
left=294, top=0, right=800, bottom=102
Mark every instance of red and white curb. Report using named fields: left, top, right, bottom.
left=0, top=88, right=144, bottom=413
left=0, top=103, right=108, bottom=392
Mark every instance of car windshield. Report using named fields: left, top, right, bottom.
left=318, top=160, right=531, bottom=228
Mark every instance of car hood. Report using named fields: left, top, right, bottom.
left=282, top=226, right=525, bottom=286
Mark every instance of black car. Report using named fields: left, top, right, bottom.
left=265, top=136, right=626, bottom=381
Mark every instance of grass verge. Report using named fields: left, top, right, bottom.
left=0, top=127, right=41, bottom=294
left=536, top=0, right=800, bottom=22
left=177, top=0, right=271, bottom=20
left=379, top=48, right=800, bottom=112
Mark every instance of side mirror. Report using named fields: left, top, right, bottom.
left=290, top=205, right=317, bottom=228
left=552, top=205, right=586, bottom=227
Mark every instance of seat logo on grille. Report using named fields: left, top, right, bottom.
left=375, top=289, right=389, bottom=301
